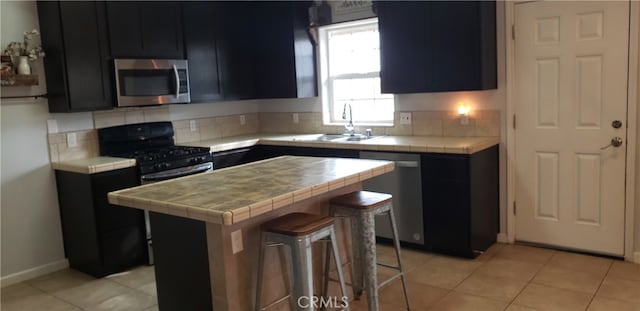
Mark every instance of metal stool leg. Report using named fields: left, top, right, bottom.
left=291, top=237, right=314, bottom=311
left=330, top=229, right=349, bottom=310
left=359, top=211, right=378, bottom=311
left=387, top=207, right=411, bottom=310
left=322, top=238, right=330, bottom=303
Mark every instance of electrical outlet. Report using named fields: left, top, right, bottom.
left=292, top=113, right=299, bottom=124
left=231, top=230, right=243, bottom=254
left=240, top=115, right=246, bottom=125
left=400, top=112, right=412, bottom=125
left=189, top=120, right=197, bottom=132
left=66, top=133, right=77, bottom=148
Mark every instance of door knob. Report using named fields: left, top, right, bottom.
left=600, top=137, right=623, bottom=150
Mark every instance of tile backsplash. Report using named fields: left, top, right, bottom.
left=47, top=112, right=260, bottom=162
left=48, top=129, right=99, bottom=162
left=93, top=106, right=171, bottom=128
left=172, top=113, right=259, bottom=143
left=47, top=109, right=499, bottom=163
left=259, top=110, right=500, bottom=137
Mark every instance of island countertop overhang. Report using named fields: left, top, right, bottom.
left=108, top=156, right=394, bottom=225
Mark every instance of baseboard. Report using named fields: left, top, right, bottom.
left=634, top=252, right=640, bottom=264
left=497, top=233, right=509, bottom=243
left=0, top=259, right=69, bottom=288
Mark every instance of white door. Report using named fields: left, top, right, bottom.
left=514, top=1, right=629, bottom=256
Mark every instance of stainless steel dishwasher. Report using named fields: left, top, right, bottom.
left=359, top=151, right=424, bottom=246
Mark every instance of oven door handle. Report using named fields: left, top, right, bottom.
left=173, top=64, right=180, bottom=98
left=141, top=162, right=213, bottom=183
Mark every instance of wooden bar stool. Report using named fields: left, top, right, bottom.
left=255, top=212, right=349, bottom=311
left=330, top=191, right=411, bottom=311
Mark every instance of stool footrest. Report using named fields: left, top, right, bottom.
left=378, top=272, right=405, bottom=289
left=260, top=294, right=291, bottom=311
left=377, top=262, right=402, bottom=270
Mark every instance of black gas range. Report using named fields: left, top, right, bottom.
left=98, top=121, right=213, bottom=265
left=98, top=122, right=213, bottom=182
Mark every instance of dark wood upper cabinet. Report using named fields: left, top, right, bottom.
left=38, top=1, right=318, bottom=112
left=37, top=1, right=113, bottom=112
left=106, top=2, right=184, bottom=59
left=214, top=1, right=257, bottom=100
left=252, top=1, right=317, bottom=99
left=378, top=1, right=497, bottom=94
left=183, top=1, right=317, bottom=102
left=182, top=2, right=222, bottom=102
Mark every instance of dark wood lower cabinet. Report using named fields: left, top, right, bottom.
left=422, top=145, right=499, bottom=258
left=55, top=168, right=147, bottom=277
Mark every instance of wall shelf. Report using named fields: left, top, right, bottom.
left=1, top=73, right=39, bottom=86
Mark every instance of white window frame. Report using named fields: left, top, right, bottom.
left=318, top=18, right=394, bottom=126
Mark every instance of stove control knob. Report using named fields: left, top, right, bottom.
left=155, top=163, right=170, bottom=170
left=190, top=157, right=206, bottom=164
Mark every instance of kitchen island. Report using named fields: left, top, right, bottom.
left=108, top=156, right=394, bottom=310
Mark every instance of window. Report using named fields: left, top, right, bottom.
left=318, top=18, right=394, bottom=126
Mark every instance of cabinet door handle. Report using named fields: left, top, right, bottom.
left=394, top=161, right=418, bottom=168
left=173, top=64, right=180, bottom=98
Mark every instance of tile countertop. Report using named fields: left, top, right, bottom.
left=184, top=134, right=500, bottom=154
left=108, top=156, right=394, bottom=225
left=51, top=156, right=136, bottom=174
left=52, top=134, right=498, bottom=174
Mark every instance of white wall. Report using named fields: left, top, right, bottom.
left=0, top=1, right=66, bottom=280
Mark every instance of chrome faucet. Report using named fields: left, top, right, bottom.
left=342, top=103, right=355, bottom=136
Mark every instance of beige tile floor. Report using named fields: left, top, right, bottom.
left=2, top=243, right=640, bottom=311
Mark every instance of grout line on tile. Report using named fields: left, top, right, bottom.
left=585, top=259, right=615, bottom=309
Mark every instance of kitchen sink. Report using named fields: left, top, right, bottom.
left=312, top=134, right=346, bottom=141
left=294, top=134, right=379, bottom=142
left=332, top=135, right=374, bottom=142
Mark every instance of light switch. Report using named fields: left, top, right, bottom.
left=189, top=120, right=197, bottom=132
left=293, top=113, right=299, bottom=124
left=231, top=230, right=243, bottom=254
left=240, top=115, right=246, bottom=125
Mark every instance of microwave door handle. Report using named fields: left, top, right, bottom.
left=173, top=64, right=179, bottom=98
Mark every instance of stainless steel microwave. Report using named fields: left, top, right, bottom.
left=114, top=59, right=190, bottom=107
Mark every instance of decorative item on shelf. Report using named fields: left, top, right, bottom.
left=3, top=29, right=45, bottom=74
left=1, top=29, right=44, bottom=87
left=16, top=56, right=30, bottom=75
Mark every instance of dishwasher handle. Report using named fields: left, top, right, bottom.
left=394, top=160, right=419, bottom=168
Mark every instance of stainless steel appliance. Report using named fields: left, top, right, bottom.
left=114, top=59, right=190, bottom=107
left=98, top=122, right=212, bottom=264
left=359, top=151, right=424, bottom=246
